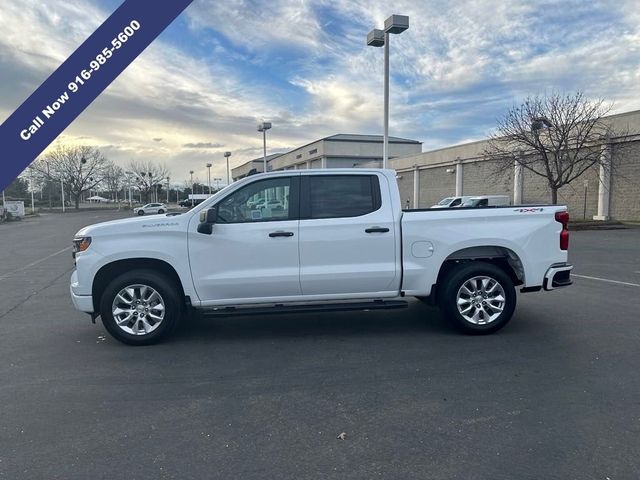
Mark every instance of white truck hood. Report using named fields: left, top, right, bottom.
left=75, top=214, right=187, bottom=237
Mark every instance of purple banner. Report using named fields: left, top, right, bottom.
left=0, top=0, right=193, bottom=191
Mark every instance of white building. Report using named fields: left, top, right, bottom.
left=232, top=134, right=421, bottom=181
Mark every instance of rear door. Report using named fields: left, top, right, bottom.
left=298, top=173, right=398, bottom=296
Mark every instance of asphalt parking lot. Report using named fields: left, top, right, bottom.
left=1, top=210, right=639, bottom=480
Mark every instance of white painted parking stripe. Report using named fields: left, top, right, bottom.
left=573, top=274, right=640, bottom=288
left=0, top=246, right=72, bottom=281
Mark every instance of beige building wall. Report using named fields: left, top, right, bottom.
left=393, top=110, right=640, bottom=220
left=610, top=140, right=640, bottom=220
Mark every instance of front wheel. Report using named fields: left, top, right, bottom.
left=439, top=262, right=516, bottom=334
left=99, top=270, right=182, bottom=345
left=137, top=210, right=144, bottom=216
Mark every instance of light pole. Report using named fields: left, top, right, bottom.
left=29, top=166, right=35, bottom=214
left=60, top=178, right=65, bottom=213
left=125, top=171, right=133, bottom=207
left=206, top=163, right=212, bottom=194
left=367, top=14, right=409, bottom=169
left=224, top=151, right=232, bottom=185
left=189, top=170, right=194, bottom=207
left=530, top=117, right=554, bottom=156
left=148, top=172, right=154, bottom=202
left=531, top=116, right=554, bottom=132
left=257, top=122, right=271, bottom=173
left=166, top=176, right=171, bottom=203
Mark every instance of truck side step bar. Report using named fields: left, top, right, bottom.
left=199, top=300, right=409, bottom=318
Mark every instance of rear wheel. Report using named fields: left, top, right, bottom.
left=99, top=269, right=182, bottom=345
left=438, top=262, right=516, bottom=334
left=158, top=209, right=165, bottom=214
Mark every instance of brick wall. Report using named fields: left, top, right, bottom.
left=418, top=166, right=456, bottom=208
left=398, top=170, right=414, bottom=208
left=395, top=140, right=639, bottom=219
left=462, top=159, right=512, bottom=199
left=610, top=140, right=640, bottom=220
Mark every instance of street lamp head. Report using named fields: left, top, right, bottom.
left=367, top=29, right=385, bottom=47
left=206, top=163, right=212, bottom=168
left=258, top=122, right=272, bottom=132
left=224, top=151, right=231, bottom=158
left=531, top=116, right=554, bottom=131
left=384, top=15, right=409, bottom=34
left=189, top=170, right=194, bottom=175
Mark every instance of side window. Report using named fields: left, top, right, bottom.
left=216, top=177, right=291, bottom=223
left=308, top=175, right=380, bottom=219
left=478, top=199, right=488, bottom=207
left=450, top=198, right=462, bottom=206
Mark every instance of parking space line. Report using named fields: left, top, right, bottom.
left=0, top=246, right=72, bottom=281
left=573, top=274, right=640, bottom=288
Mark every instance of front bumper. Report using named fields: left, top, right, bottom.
left=543, top=263, right=573, bottom=291
left=70, top=269, right=94, bottom=313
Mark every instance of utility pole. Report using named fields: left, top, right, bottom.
left=61, top=179, right=65, bottom=213
left=257, top=123, right=271, bottom=173
left=224, top=152, right=232, bottom=185
left=189, top=170, right=194, bottom=207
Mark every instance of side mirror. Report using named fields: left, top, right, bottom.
left=197, top=207, right=217, bottom=235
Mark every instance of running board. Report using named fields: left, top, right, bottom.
left=198, top=300, right=408, bottom=318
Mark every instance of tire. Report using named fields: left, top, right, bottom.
left=157, top=209, right=165, bottom=214
left=99, top=269, right=182, bottom=345
left=438, top=262, right=516, bottom=334
left=137, top=210, right=144, bottom=216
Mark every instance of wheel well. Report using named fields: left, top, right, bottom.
left=92, top=258, right=185, bottom=312
left=431, top=246, right=524, bottom=301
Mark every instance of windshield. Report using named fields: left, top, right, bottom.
left=438, top=197, right=454, bottom=205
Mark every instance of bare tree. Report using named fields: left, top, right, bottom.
left=35, top=145, right=110, bottom=209
left=128, top=160, right=169, bottom=203
left=103, top=163, right=125, bottom=202
left=484, top=91, right=618, bottom=203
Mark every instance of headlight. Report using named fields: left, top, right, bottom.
left=72, top=236, right=92, bottom=259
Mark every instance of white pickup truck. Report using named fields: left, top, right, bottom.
left=70, top=169, right=572, bottom=345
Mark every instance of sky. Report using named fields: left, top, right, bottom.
left=1, top=0, right=639, bottom=186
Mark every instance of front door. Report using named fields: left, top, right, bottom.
left=189, top=175, right=301, bottom=304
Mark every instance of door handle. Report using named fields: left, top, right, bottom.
left=365, top=227, right=390, bottom=233
left=269, top=231, right=294, bottom=237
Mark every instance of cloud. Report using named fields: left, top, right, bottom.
left=182, top=142, right=225, bottom=149
left=2, top=0, right=640, bottom=182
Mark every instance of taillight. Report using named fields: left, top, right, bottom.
left=555, top=211, right=569, bottom=250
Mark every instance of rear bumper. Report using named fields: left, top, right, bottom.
left=543, top=263, right=573, bottom=291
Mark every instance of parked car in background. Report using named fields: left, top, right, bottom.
left=133, top=203, right=167, bottom=216
left=431, top=196, right=473, bottom=208
left=179, top=199, right=204, bottom=208
left=460, top=195, right=511, bottom=208
left=71, top=169, right=572, bottom=345
left=257, top=199, right=283, bottom=210
left=247, top=197, right=264, bottom=209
